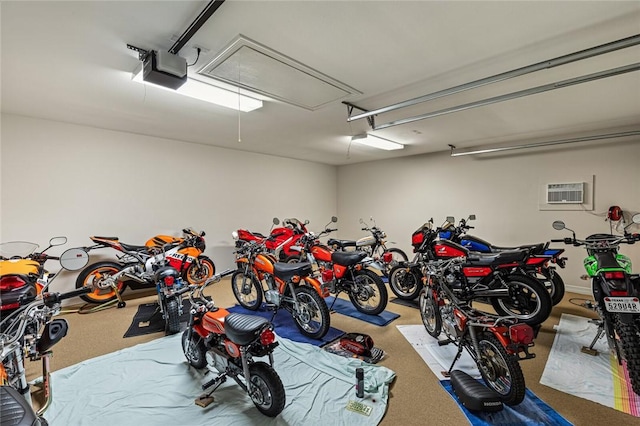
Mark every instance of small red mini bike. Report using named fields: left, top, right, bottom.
left=180, top=270, right=286, bottom=417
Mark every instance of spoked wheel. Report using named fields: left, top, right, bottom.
left=184, top=256, right=215, bottom=285
left=475, top=332, right=526, bottom=406
left=348, top=269, right=388, bottom=315
left=419, top=288, right=441, bottom=338
left=231, top=270, right=263, bottom=310
left=181, top=330, right=207, bottom=369
left=292, top=286, right=330, bottom=339
left=75, top=262, right=126, bottom=303
left=388, top=266, right=422, bottom=300
left=164, top=297, right=181, bottom=335
left=248, top=362, right=286, bottom=417
left=491, top=274, right=551, bottom=325
left=381, top=248, right=409, bottom=277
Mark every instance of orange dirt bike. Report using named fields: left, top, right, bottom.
left=75, top=229, right=214, bottom=305
left=229, top=233, right=331, bottom=339
left=180, top=269, right=286, bottom=417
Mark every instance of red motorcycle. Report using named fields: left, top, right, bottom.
left=236, top=218, right=308, bottom=262
left=180, top=269, right=286, bottom=417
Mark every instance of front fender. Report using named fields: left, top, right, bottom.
left=303, top=276, right=329, bottom=298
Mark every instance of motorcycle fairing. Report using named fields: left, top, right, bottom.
left=0, top=259, right=40, bottom=276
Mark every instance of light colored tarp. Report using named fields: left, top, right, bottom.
left=540, top=313, right=640, bottom=416
left=45, top=333, right=395, bottom=425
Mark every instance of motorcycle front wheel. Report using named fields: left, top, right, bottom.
left=291, top=286, right=330, bottom=339
left=248, top=362, right=286, bottom=417
left=490, top=274, right=551, bottom=325
left=615, top=316, right=640, bottom=396
left=231, top=270, right=263, bottom=310
left=75, top=261, right=126, bottom=303
left=181, top=330, right=207, bottom=369
left=184, top=256, right=215, bottom=285
left=475, top=332, right=526, bottom=406
left=388, top=265, right=422, bottom=300
left=419, top=288, right=441, bottom=338
left=164, top=297, right=181, bottom=335
left=348, top=269, right=388, bottom=315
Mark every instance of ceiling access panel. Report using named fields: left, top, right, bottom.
left=198, top=35, right=361, bottom=110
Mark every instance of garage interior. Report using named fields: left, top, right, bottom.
left=1, top=1, right=640, bottom=425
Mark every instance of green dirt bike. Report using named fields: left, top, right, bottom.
left=552, top=213, right=640, bottom=396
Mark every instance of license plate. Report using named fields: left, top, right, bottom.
left=604, top=297, right=640, bottom=313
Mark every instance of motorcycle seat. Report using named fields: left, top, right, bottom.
left=490, top=242, right=545, bottom=255
left=224, top=313, right=270, bottom=346
left=449, top=370, right=503, bottom=413
left=119, top=243, right=149, bottom=252
left=331, top=251, right=367, bottom=266
left=273, top=262, right=313, bottom=282
left=0, top=385, right=46, bottom=426
left=327, top=239, right=357, bottom=249
left=466, top=249, right=527, bottom=266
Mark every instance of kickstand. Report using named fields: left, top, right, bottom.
left=328, top=293, right=339, bottom=312
left=444, top=342, right=465, bottom=377
left=581, top=320, right=604, bottom=356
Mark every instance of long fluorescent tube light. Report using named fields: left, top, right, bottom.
left=352, top=133, right=404, bottom=150
left=132, top=68, right=263, bottom=112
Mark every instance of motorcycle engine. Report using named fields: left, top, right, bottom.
left=206, top=348, right=230, bottom=374
left=441, top=305, right=460, bottom=340
left=265, top=290, right=281, bottom=305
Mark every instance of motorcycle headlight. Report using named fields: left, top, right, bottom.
left=231, top=231, right=239, bottom=241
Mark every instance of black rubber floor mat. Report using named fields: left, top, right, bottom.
left=390, top=297, right=420, bottom=309
left=123, top=299, right=190, bottom=338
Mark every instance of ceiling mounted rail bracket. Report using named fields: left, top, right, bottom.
left=347, top=33, right=640, bottom=124
left=343, top=101, right=375, bottom=128
left=450, top=130, right=640, bottom=157
left=169, top=0, right=226, bottom=54
left=127, top=44, right=149, bottom=61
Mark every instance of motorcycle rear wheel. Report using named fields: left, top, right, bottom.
left=181, top=330, right=207, bottom=369
left=164, top=297, right=181, bottom=335
left=348, top=269, right=388, bottom=315
left=248, top=362, right=286, bottom=417
left=490, top=274, right=551, bottom=325
left=184, top=256, right=215, bottom=285
left=419, top=288, right=441, bottom=338
left=476, top=332, right=526, bottom=406
left=292, top=286, right=330, bottom=339
left=231, top=270, right=263, bottom=310
left=388, top=265, right=422, bottom=300
left=75, top=262, right=126, bottom=304
left=615, top=316, right=640, bottom=396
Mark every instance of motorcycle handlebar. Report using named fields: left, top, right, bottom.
left=550, top=239, right=565, bottom=243
left=43, top=287, right=92, bottom=307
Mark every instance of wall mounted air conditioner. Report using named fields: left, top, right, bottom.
left=546, top=182, right=584, bottom=204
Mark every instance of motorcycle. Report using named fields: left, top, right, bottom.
left=439, top=215, right=567, bottom=305
left=230, top=234, right=331, bottom=339
left=75, top=228, right=213, bottom=305
left=146, top=228, right=215, bottom=285
left=390, top=219, right=552, bottom=325
left=292, top=217, right=389, bottom=315
left=327, top=217, right=408, bottom=277
left=418, top=256, right=535, bottom=405
left=552, top=214, right=640, bottom=395
left=236, top=218, right=308, bottom=262
left=153, top=263, right=187, bottom=335
left=1, top=250, right=90, bottom=424
left=181, top=269, right=286, bottom=417
left=0, top=237, right=69, bottom=316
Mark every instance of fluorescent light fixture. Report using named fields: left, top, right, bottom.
left=132, top=68, right=263, bottom=112
left=351, top=133, right=404, bottom=150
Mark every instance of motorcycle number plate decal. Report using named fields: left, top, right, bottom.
left=346, top=400, right=372, bottom=416
left=604, top=297, right=640, bottom=313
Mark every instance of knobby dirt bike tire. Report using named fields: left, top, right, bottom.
left=75, top=261, right=126, bottom=304
left=615, top=316, right=640, bottom=396
left=182, top=330, right=207, bottom=369
left=248, top=362, right=286, bottom=417
left=476, top=332, right=526, bottom=406
left=184, top=256, right=215, bottom=285
left=231, top=270, right=263, bottom=310
left=164, top=298, right=181, bottom=335
left=348, top=269, right=388, bottom=315
left=490, top=274, right=552, bottom=325
left=388, top=265, right=422, bottom=300
left=292, top=286, right=330, bottom=339
left=419, top=288, right=442, bottom=338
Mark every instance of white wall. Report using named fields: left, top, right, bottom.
left=1, top=114, right=337, bottom=292
left=337, top=140, right=640, bottom=294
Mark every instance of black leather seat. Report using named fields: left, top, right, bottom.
left=0, top=385, right=45, bottom=426
left=120, top=242, right=150, bottom=252
left=491, top=242, right=545, bottom=255
left=327, top=238, right=357, bottom=249
left=224, top=314, right=270, bottom=346
left=450, top=370, right=503, bottom=412
left=466, top=249, right=528, bottom=266
left=331, top=251, right=367, bottom=266
left=273, top=262, right=313, bottom=282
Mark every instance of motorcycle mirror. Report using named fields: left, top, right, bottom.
left=200, top=231, right=206, bottom=237
left=552, top=220, right=566, bottom=230
left=446, top=216, right=455, bottom=224
left=305, top=219, right=310, bottom=225
left=331, top=216, right=338, bottom=223
left=272, top=218, right=280, bottom=225
left=59, top=248, right=90, bottom=271
left=468, top=214, right=476, bottom=221
left=49, top=236, right=67, bottom=247
left=633, top=213, right=640, bottom=224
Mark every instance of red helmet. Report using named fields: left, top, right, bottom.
left=608, top=205, right=623, bottom=221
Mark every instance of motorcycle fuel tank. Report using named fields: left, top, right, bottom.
left=254, top=254, right=275, bottom=274
left=356, top=236, right=375, bottom=247
left=433, top=240, right=468, bottom=258
left=311, top=245, right=332, bottom=262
